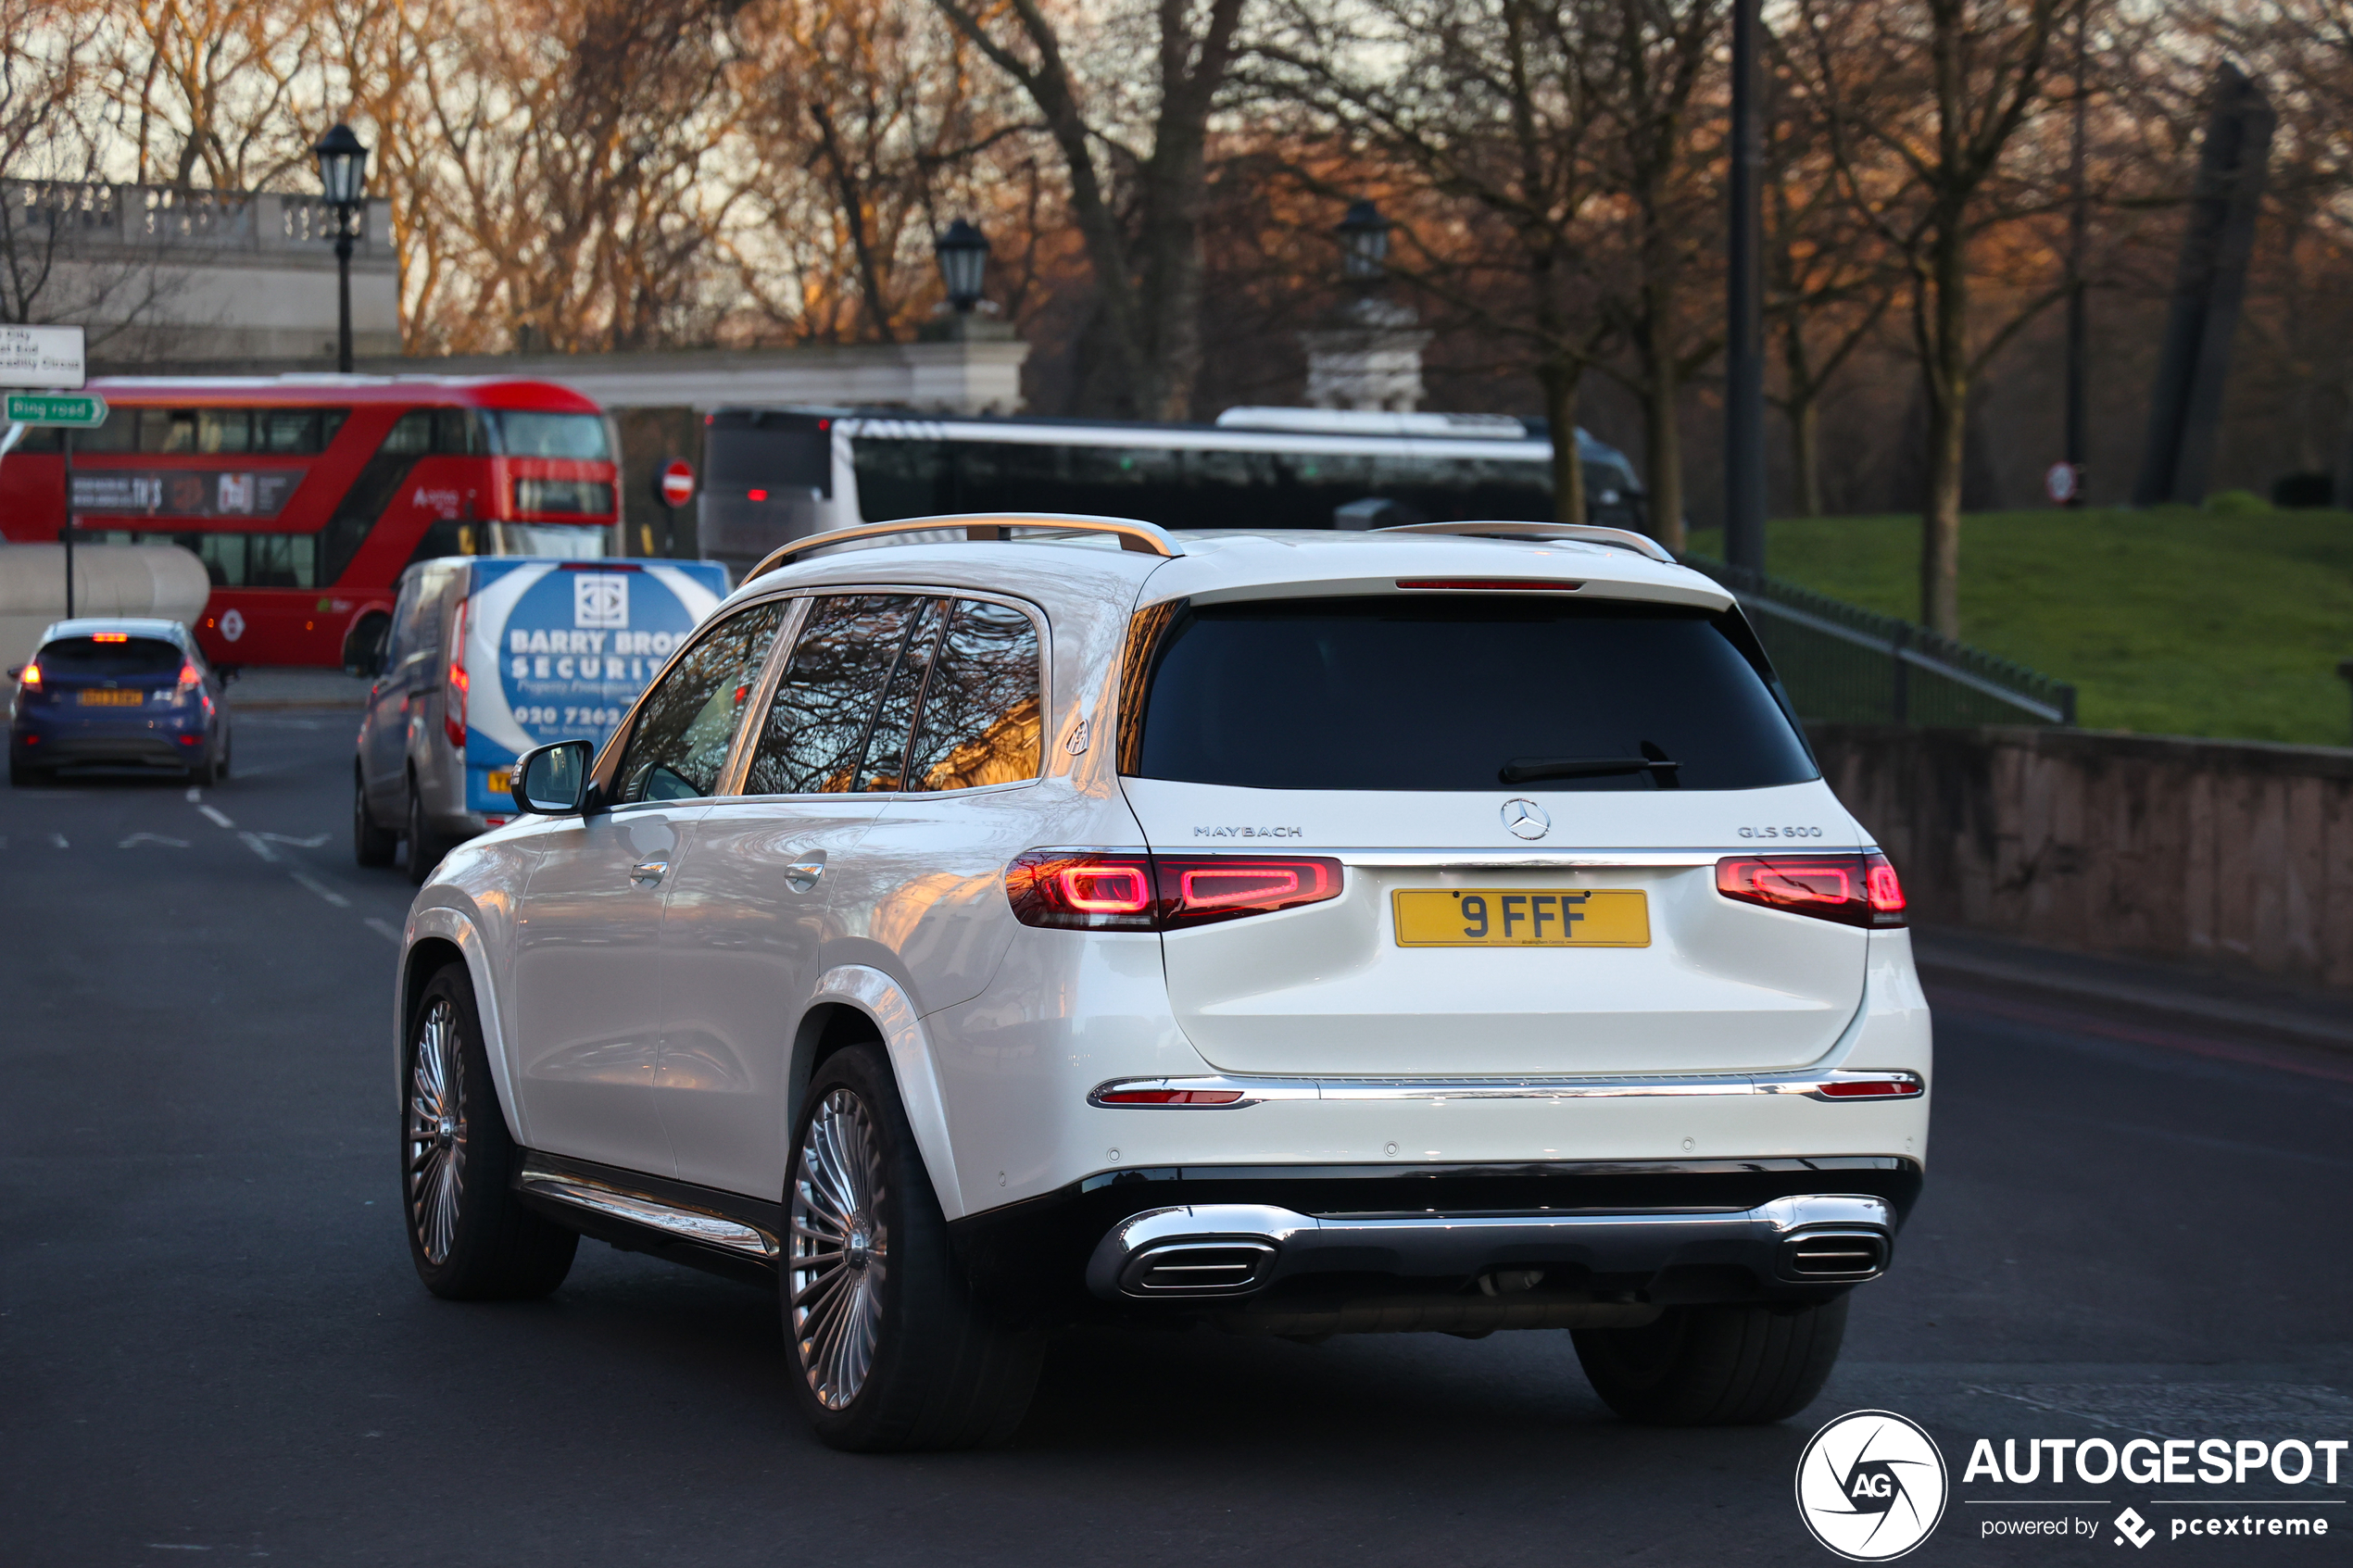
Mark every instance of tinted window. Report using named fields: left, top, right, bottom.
left=905, top=599, right=1042, bottom=791
left=73, top=406, right=347, bottom=455
left=744, top=596, right=923, bottom=796
left=488, top=411, right=610, bottom=459
left=707, top=416, right=832, bottom=497
left=93, top=529, right=319, bottom=589
left=38, top=636, right=182, bottom=676
left=1132, top=596, right=1814, bottom=792
left=613, top=602, right=787, bottom=803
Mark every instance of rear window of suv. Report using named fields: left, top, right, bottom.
left=1129, top=596, right=1816, bottom=791
left=39, top=636, right=183, bottom=677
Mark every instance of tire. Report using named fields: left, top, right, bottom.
left=402, top=963, right=577, bottom=1299
left=406, top=781, right=444, bottom=886
left=1573, top=1296, right=1849, bottom=1425
left=784, top=1042, right=1044, bottom=1451
left=355, top=767, right=397, bottom=867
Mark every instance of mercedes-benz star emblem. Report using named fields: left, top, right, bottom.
left=1500, top=797, right=1550, bottom=840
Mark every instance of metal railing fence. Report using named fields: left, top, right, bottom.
left=1679, top=553, right=2077, bottom=727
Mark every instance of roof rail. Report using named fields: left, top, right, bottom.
left=1374, top=519, right=1678, bottom=564
left=746, top=513, right=1182, bottom=581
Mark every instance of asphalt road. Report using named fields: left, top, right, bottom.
left=4, top=712, right=2349, bottom=1567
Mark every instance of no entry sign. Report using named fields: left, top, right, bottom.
left=656, top=458, right=696, bottom=509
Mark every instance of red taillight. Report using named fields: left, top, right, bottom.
left=444, top=601, right=469, bottom=749
left=19, top=661, right=39, bottom=688
left=1715, top=852, right=1906, bottom=929
left=1818, top=1078, right=1921, bottom=1098
left=92, top=632, right=128, bottom=642
left=1092, top=1087, right=1246, bottom=1106
left=1006, top=849, right=1344, bottom=931
left=1395, top=578, right=1583, bottom=592
left=748, top=488, right=770, bottom=502
left=177, top=661, right=202, bottom=686
left=1005, top=851, right=1157, bottom=929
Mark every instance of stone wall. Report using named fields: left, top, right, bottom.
left=1809, top=724, right=2353, bottom=990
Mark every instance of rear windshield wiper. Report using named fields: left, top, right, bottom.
left=1500, top=755, right=1681, bottom=784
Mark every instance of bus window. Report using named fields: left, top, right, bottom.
left=487, top=410, right=609, bottom=459
left=93, top=529, right=319, bottom=589
left=69, top=405, right=349, bottom=456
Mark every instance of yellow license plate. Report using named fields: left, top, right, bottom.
left=1392, top=888, right=1649, bottom=947
left=486, top=770, right=511, bottom=795
left=77, top=688, right=145, bottom=707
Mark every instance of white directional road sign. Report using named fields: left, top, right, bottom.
left=0, top=324, right=86, bottom=389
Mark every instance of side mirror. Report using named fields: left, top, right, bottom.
left=512, top=739, right=594, bottom=816
left=5, top=666, right=19, bottom=681
left=216, top=665, right=241, bottom=685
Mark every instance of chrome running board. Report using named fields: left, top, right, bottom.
left=518, top=1157, right=778, bottom=1261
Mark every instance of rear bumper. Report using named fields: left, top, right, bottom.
left=1088, top=1192, right=1894, bottom=1300
left=951, top=1156, right=1921, bottom=1326
left=13, top=722, right=209, bottom=769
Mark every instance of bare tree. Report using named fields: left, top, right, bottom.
left=1263, top=0, right=1617, bottom=525
left=930, top=0, right=1250, bottom=419
left=1791, top=0, right=2067, bottom=634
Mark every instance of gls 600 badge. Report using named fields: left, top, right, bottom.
left=1795, top=1410, right=1949, bottom=1561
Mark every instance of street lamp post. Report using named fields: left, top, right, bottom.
left=935, top=220, right=990, bottom=314
left=1335, top=199, right=1391, bottom=284
left=312, top=123, right=370, bottom=374
left=1723, top=0, right=1768, bottom=573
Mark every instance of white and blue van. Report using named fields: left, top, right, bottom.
left=354, top=556, right=728, bottom=882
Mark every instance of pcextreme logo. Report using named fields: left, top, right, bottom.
left=1796, top=1410, right=1951, bottom=1561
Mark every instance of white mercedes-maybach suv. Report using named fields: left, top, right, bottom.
left=393, top=515, right=1930, bottom=1451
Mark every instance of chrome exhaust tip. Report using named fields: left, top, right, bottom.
left=1777, top=1228, right=1890, bottom=1282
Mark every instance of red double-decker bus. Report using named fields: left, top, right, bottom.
left=0, top=377, right=620, bottom=668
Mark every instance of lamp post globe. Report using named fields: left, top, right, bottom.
left=936, top=220, right=990, bottom=314
left=312, top=122, right=370, bottom=373
left=1337, top=199, right=1391, bottom=282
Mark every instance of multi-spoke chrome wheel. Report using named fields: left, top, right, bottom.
left=789, top=1086, right=889, bottom=1410
left=406, top=996, right=468, bottom=1267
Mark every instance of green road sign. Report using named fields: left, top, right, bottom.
left=6, top=392, right=107, bottom=427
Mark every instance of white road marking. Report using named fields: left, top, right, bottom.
left=289, top=872, right=351, bottom=908
left=197, top=805, right=234, bottom=829
left=258, top=832, right=331, bottom=847
left=119, top=834, right=190, bottom=848
left=48, top=832, right=67, bottom=849
left=184, top=785, right=202, bottom=802
left=365, top=917, right=403, bottom=944
left=236, top=832, right=278, bottom=862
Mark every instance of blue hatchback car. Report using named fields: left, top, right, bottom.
left=8, top=618, right=233, bottom=786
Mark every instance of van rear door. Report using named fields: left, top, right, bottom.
left=1120, top=591, right=1869, bottom=1079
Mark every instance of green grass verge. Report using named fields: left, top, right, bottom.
left=1687, top=507, right=2353, bottom=745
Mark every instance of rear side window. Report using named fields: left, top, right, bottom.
left=39, top=636, right=182, bottom=676
left=904, top=599, right=1042, bottom=791
left=1129, top=596, right=1814, bottom=792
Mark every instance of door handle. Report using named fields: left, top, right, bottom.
left=631, top=857, right=670, bottom=887
left=785, top=859, right=824, bottom=894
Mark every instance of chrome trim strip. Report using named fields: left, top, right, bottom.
left=518, top=1162, right=779, bottom=1260
left=1088, top=1070, right=1925, bottom=1109
left=1085, top=1193, right=1895, bottom=1299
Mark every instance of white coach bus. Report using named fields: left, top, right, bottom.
left=693, top=406, right=1646, bottom=571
